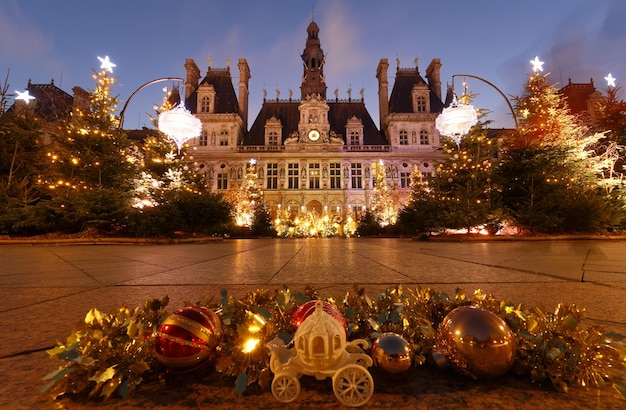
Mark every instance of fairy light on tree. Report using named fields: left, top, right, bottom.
left=495, top=57, right=623, bottom=233
left=230, top=159, right=264, bottom=227
left=46, top=56, right=137, bottom=192
left=369, top=160, right=399, bottom=227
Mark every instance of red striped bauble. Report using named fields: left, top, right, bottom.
left=290, top=300, right=347, bottom=334
left=154, top=306, right=222, bottom=373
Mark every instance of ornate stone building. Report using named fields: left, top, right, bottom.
left=182, top=19, right=447, bottom=220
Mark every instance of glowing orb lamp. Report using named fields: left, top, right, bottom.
left=435, top=97, right=478, bottom=146
left=158, top=104, right=202, bottom=152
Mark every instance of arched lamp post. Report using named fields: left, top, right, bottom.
left=118, top=77, right=202, bottom=152
left=435, top=74, right=517, bottom=147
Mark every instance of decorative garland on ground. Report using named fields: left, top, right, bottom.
left=41, top=285, right=626, bottom=401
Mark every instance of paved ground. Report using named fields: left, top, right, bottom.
left=1, top=238, right=625, bottom=409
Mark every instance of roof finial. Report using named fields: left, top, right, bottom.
left=312, top=5, right=315, bottom=22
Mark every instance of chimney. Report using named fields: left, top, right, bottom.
left=184, top=59, right=201, bottom=101
left=376, top=58, right=389, bottom=130
left=426, top=58, right=442, bottom=101
left=238, top=58, right=251, bottom=129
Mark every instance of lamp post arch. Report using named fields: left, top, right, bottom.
left=118, top=77, right=184, bottom=129
left=451, top=74, right=518, bottom=129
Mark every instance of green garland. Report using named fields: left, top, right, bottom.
left=41, top=285, right=626, bottom=401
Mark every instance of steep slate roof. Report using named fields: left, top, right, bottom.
left=245, top=101, right=299, bottom=145
left=243, top=99, right=385, bottom=146
left=388, top=68, right=445, bottom=114
left=185, top=68, right=240, bottom=115
left=9, top=80, right=73, bottom=121
left=328, top=100, right=386, bottom=144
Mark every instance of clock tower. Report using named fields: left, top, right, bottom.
left=300, top=19, right=327, bottom=100
left=297, top=94, right=330, bottom=143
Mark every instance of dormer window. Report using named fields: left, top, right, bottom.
left=200, top=96, right=211, bottom=113
left=197, top=83, right=216, bottom=114
left=346, top=116, right=363, bottom=146
left=264, top=116, right=283, bottom=146
left=411, top=85, right=430, bottom=113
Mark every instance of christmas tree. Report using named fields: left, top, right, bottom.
left=432, top=114, right=501, bottom=233
left=369, top=160, right=398, bottom=227
left=397, top=166, right=443, bottom=235
left=496, top=69, right=623, bottom=233
left=230, top=159, right=264, bottom=228
left=0, top=97, right=49, bottom=234
left=42, top=60, right=140, bottom=233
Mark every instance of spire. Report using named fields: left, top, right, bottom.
left=300, top=18, right=327, bottom=99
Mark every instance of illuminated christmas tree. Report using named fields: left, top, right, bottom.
left=231, top=159, right=264, bottom=228
left=46, top=62, right=138, bottom=193
left=496, top=68, right=623, bottom=233
left=41, top=59, right=140, bottom=232
left=369, top=160, right=399, bottom=227
left=432, top=117, right=500, bottom=233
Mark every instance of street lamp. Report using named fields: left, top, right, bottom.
left=118, top=77, right=202, bottom=153
left=436, top=74, right=517, bottom=146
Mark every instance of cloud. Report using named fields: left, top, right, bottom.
left=0, top=5, right=51, bottom=61
left=318, top=4, right=365, bottom=80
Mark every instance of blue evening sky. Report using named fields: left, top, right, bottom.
left=1, top=0, right=624, bottom=130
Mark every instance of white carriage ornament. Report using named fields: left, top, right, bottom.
left=267, top=300, right=374, bottom=407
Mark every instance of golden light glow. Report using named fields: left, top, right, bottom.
left=242, top=338, right=260, bottom=353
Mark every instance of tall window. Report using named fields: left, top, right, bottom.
left=399, top=130, right=408, bottom=145
left=349, top=130, right=360, bottom=146
left=217, top=173, right=228, bottom=190
left=219, top=130, right=229, bottom=146
left=400, top=172, right=411, bottom=188
left=351, top=163, right=363, bottom=189
left=416, top=95, right=427, bottom=112
left=198, top=131, right=208, bottom=146
left=420, top=130, right=429, bottom=145
left=268, top=131, right=279, bottom=146
left=309, top=163, right=320, bottom=189
left=330, top=162, right=341, bottom=189
left=266, top=163, right=278, bottom=189
left=200, top=96, right=211, bottom=113
left=288, top=163, right=299, bottom=189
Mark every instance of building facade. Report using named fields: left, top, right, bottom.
left=183, top=19, right=447, bottom=222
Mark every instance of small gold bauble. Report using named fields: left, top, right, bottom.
left=371, top=332, right=412, bottom=374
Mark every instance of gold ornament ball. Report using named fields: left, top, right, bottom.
left=435, top=305, right=516, bottom=379
left=371, top=332, right=412, bottom=373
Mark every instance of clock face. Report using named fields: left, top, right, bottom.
left=308, top=129, right=320, bottom=141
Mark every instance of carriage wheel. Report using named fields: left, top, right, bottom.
left=332, top=364, right=374, bottom=407
left=271, top=373, right=300, bottom=403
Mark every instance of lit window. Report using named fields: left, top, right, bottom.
left=351, top=163, right=362, bottom=189
left=266, top=163, right=278, bottom=189
left=309, top=163, right=320, bottom=189
left=288, top=163, right=299, bottom=189
left=330, top=163, right=341, bottom=189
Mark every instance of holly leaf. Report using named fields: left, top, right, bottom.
left=235, top=372, right=248, bottom=396
left=129, top=360, right=150, bottom=375
left=89, top=366, right=117, bottom=383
